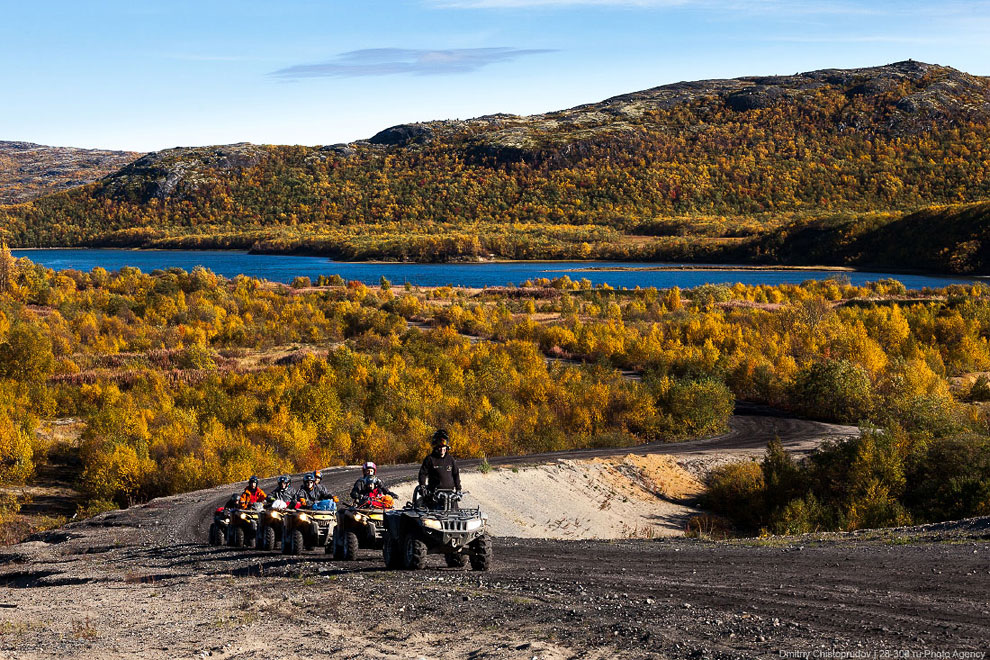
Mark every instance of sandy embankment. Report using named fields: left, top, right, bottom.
left=391, top=453, right=727, bottom=540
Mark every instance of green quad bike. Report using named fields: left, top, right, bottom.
left=331, top=493, right=393, bottom=561
left=281, top=504, right=337, bottom=555
left=382, top=487, right=491, bottom=571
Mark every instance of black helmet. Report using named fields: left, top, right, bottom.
left=248, top=475, right=259, bottom=487
left=278, top=475, right=290, bottom=487
left=431, top=429, right=450, bottom=448
left=303, top=472, right=315, bottom=484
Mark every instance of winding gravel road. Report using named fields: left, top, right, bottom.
left=172, top=406, right=858, bottom=544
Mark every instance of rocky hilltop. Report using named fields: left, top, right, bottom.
left=91, top=61, right=990, bottom=201
left=0, top=141, right=139, bottom=205
left=375, top=60, right=990, bottom=166
left=3, top=61, right=990, bottom=272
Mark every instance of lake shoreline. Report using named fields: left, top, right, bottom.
left=9, top=246, right=977, bottom=279
left=9, top=248, right=979, bottom=288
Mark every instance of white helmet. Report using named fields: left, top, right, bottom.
left=362, top=461, right=377, bottom=474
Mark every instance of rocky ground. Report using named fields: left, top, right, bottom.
left=1, top=414, right=987, bottom=659
left=0, top=141, right=139, bottom=204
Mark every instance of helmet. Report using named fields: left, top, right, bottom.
left=303, top=472, right=315, bottom=485
left=362, top=461, right=377, bottom=475
left=277, top=475, right=290, bottom=487
left=314, top=470, right=322, bottom=482
left=431, top=429, right=450, bottom=448
left=248, top=475, right=259, bottom=488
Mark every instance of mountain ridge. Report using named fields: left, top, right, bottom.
left=2, top=61, right=990, bottom=273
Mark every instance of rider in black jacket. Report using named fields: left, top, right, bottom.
left=350, top=461, right=396, bottom=502
left=294, top=472, right=331, bottom=507
left=418, top=430, right=461, bottom=506
left=268, top=475, right=294, bottom=504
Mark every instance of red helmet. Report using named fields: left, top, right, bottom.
left=362, top=461, right=377, bottom=474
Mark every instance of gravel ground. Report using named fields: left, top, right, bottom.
left=7, top=413, right=985, bottom=659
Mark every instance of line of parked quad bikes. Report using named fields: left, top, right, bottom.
left=208, top=466, right=492, bottom=572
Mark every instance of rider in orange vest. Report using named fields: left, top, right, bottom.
left=238, top=476, right=267, bottom=508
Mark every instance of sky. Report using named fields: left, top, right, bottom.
left=3, top=0, right=989, bottom=152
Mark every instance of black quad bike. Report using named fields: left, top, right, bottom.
left=281, top=506, right=337, bottom=555
left=256, top=506, right=292, bottom=551
left=382, top=487, right=491, bottom=571
left=331, top=494, right=392, bottom=561
left=209, top=502, right=260, bottom=548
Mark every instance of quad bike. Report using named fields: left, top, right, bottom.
left=382, top=487, right=491, bottom=571
left=256, top=502, right=292, bottom=551
left=281, top=501, right=337, bottom=555
left=208, top=504, right=232, bottom=546
left=331, top=492, right=394, bottom=560
left=208, top=498, right=261, bottom=548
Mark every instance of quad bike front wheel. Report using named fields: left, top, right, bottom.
left=383, top=533, right=402, bottom=569
left=332, top=528, right=346, bottom=560
left=343, top=531, right=359, bottom=561
left=469, top=533, right=492, bottom=571
left=208, top=523, right=223, bottom=547
left=261, top=526, right=277, bottom=552
left=232, top=526, right=246, bottom=548
left=288, top=529, right=304, bottom=555
left=403, top=534, right=427, bottom=570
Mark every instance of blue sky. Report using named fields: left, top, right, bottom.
left=3, top=0, right=989, bottom=151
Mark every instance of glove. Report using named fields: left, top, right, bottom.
left=455, top=491, right=463, bottom=501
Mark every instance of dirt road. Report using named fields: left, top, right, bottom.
left=3, top=411, right=988, bottom=659
left=169, top=408, right=858, bottom=544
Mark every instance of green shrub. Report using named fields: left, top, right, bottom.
left=702, top=460, right=766, bottom=531
left=762, top=438, right=804, bottom=514
left=791, top=359, right=873, bottom=423
left=772, top=494, right=835, bottom=535
left=660, top=378, right=734, bottom=437
left=905, top=434, right=990, bottom=522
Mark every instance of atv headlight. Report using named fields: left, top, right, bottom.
left=298, top=514, right=310, bottom=523
left=423, top=518, right=442, bottom=531
left=353, top=513, right=364, bottom=522
left=465, top=519, right=482, bottom=531
left=238, top=513, right=247, bottom=520
left=271, top=512, right=281, bottom=520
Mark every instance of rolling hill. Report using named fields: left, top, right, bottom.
left=0, top=141, right=139, bottom=205
left=2, top=60, right=989, bottom=272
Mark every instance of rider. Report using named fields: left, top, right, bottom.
left=268, top=475, right=294, bottom=504
left=238, top=475, right=267, bottom=508
left=350, top=461, right=396, bottom=503
left=294, top=472, right=330, bottom=507
left=418, top=429, right=461, bottom=507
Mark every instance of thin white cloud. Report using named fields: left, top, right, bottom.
left=431, top=0, right=689, bottom=6
left=425, top=0, right=979, bottom=16
left=770, top=35, right=944, bottom=45
left=162, top=53, right=271, bottom=62
left=270, top=47, right=555, bottom=79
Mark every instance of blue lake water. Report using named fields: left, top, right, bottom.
left=11, top=249, right=978, bottom=290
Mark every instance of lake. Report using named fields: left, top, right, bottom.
left=10, top=248, right=979, bottom=290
